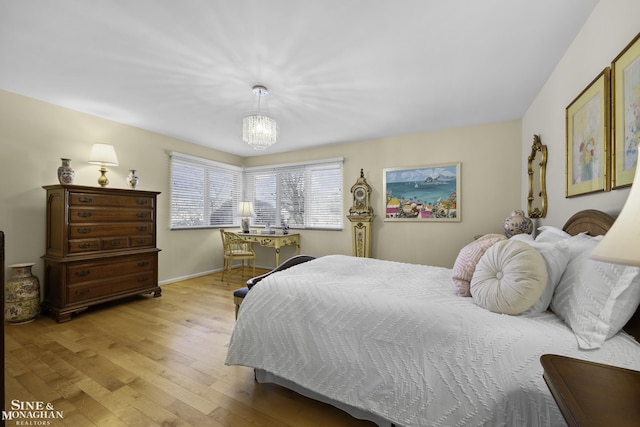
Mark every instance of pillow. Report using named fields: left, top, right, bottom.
left=452, top=234, right=506, bottom=297
left=550, top=234, right=640, bottom=349
left=535, top=226, right=572, bottom=243
left=471, top=240, right=547, bottom=315
left=509, top=233, right=534, bottom=243
left=523, top=239, right=571, bottom=314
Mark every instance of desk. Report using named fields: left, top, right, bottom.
left=235, top=232, right=300, bottom=266
left=540, top=354, right=640, bottom=427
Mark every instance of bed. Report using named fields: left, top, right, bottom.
left=225, top=209, right=640, bottom=427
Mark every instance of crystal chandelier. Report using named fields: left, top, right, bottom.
left=242, top=85, right=277, bottom=150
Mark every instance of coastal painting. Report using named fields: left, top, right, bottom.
left=383, top=162, right=460, bottom=222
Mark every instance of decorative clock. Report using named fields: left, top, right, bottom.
left=349, top=169, right=373, bottom=216
left=347, top=169, right=374, bottom=257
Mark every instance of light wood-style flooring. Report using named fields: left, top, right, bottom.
left=4, top=268, right=376, bottom=427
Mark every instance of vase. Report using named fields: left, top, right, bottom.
left=503, top=209, right=533, bottom=238
left=5, top=263, right=40, bottom=324
left=127, top=169, right=139, bottom=189
left=57, top=158, right=75, bottom=184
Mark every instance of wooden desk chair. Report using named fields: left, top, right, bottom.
left=220, top=230, right=256, bottom=282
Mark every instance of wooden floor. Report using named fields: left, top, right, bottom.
left=4, top=268, right=376, bottom=427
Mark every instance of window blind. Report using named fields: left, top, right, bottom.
left=244, top=158, right=343, bottom=230
left=169, top=152, right=243, bottom=229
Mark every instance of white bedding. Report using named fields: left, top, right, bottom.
left=225, top=255, right=640, bottom=427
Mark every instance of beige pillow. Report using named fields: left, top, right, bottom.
left=471, top=240, right=547, bottom=315
left=451, top=234, right=506, bottom=297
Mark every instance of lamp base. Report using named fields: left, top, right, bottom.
left=97, top=166, right=109, bottom=187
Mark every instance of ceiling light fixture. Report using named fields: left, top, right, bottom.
left=242, top=85, right=277, bottom=150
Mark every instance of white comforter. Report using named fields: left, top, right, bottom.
left=225, top=255, right=640, bottom=427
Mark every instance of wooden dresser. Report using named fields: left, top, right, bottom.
left=42, top=185, right=161, bottom=322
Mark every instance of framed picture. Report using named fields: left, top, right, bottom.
left=383, top=162, right=460, bottom=222
left=611, top=32, right=640, bottom=189
left=566, top=68, right=611, bottom=197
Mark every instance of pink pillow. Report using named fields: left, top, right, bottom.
left=452, top=234, right=506, bottom=296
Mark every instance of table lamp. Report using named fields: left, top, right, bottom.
left=237, top=201, right=255, bottom=233
left=591, top=165, right=640, bottom=266
left=88, top=144, right=119, bottom=187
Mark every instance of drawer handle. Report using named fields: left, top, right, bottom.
left=78, top=197, right=93, bottom=203
left=137, top=199, right=149, bottom=205
left=78, top=243, right=93, bottom=249
left=75, top=270, right=91, bottom=277
left=136, top=239, right=147, bottom=244
left=138, top=276, right=149, bottom=282
left=110, top=240, right=122, bottom=246
left=77, top=212, right=93, bottom=218
left=138, top=261, right=149, bottom=267
left=136, top=212, right=148, bottom=218
left=75, top=289, right=90, bottom=296
left=137, top=226, right=148, bottom=232
left=77, top=228, right=93, bottom=234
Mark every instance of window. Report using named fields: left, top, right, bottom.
left=169, top=153, right=343, bottom=231
left=169, top=152, right=242, bottom=229
left=244, top=158, right=343, bottom=230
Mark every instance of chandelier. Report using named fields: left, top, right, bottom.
left=242, top=85, right=277, bottom=150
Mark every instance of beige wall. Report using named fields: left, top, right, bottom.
left=522, top=0, right=640, bottom=225
left=1, top=89, right=521, bottom=285
left=0, top=90, right=243, bottom=284
left=245, top=120, right=522, bottom=268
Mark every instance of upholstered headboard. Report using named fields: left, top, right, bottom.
left=561, top=209, right=640, bottom=342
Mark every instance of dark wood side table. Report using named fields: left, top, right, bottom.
left=540, top=354, right=640, bottom=427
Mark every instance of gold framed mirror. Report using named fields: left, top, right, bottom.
left=527, top=134, right=547, bottom=218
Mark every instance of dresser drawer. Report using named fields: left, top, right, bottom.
left=68, top=236, right=154, bottom=254
left=69, top=207, right=154, bottom=223
left=67, top=255, right=155, bottom=285
left=67, top=239, right=101, bottom=253
left=130, top=236, right=153, bottom=248
left=67, top=272, right=156, bottom=303
left=70, top=223, right=153, bottom=238
left=70, top=192, right=154, bottom=208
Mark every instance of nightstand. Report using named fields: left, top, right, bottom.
left=540, top=354, right=640, bottom=427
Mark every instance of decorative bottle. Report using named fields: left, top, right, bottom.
left=57, top=158, right=75, bottom=184
left=5, top=263, right=40, bottom=324
left=127, top=169, right=139, bottom=189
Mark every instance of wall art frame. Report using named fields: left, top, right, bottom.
left=611, top=31, right=640, bottom=189
left=383, top=162, right=460, bottom=222
left=566, top=67, right=611, bottom=197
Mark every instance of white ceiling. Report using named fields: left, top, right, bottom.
left=0, top=0, right=599, bottom=157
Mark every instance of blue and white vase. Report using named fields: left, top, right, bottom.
left=503, top=210, right=533, bottom=238
left=127, top=169, right=139, bottom=189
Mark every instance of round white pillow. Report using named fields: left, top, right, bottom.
left=471, top=240, right=548, bottom=315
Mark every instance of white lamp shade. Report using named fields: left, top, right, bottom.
left=591, top=165, right=640, bottom=266
left=88, top=144, right=119, bottom=166
left=237, top=201, right=255, bottom=217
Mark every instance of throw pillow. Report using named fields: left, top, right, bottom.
left=471, top=239, right=547, bottom=315
left=451, top=234, right=506, bottom=297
